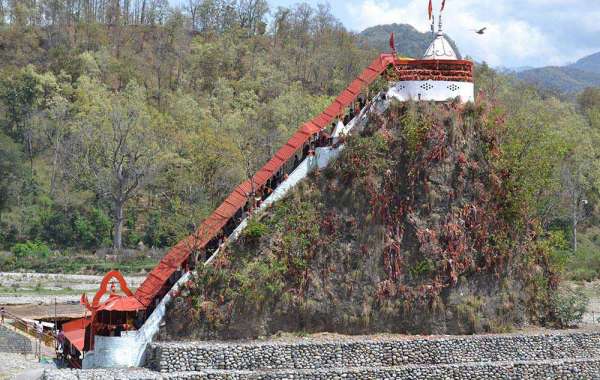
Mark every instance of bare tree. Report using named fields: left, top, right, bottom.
left=0, top=1, right=4, bottom=24
left=63, top=80, right=176, bottom=250
left=186, top=0, right=201, bottom=30
left=237, top=0, right=267, bottom=35
left=561, top=143, right=597, bottom=252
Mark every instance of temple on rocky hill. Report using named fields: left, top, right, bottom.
left=59, top=1, right=477, bottom=370
left=387, top=15, right=474, bottom=103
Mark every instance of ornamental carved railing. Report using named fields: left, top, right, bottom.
left=386, top=59, right=474, bottom=83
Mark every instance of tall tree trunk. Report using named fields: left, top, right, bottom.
left=50, top=134, right=60, bottom=195
left=140, top=0, right=145, bottom=24
left=573, top=197, right=578, bottom=253
left=123, top=0, right=129, bottom=24
left=26, top=130, right=34, bottom=171
left=0, top=0, right=5, bottom=25
left=113, top=199, right=124, bottom=251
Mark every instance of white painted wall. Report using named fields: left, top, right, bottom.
left=387, top=80, right=474, bottom=103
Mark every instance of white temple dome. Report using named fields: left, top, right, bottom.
left=422, top=32, right=458, bottom=60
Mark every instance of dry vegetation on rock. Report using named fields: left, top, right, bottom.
left=162, top=99, right=561, bottom=340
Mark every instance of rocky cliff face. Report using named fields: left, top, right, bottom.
left=160, top=98, right=556, bottom=340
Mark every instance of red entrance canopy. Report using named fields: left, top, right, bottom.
left=62, top=317, right=90, bottom=352
left=63, top=329, right=86, bottom=352
left=62, top=317, right=90, bottom=332
left=97, top=295, right=145, bottom=312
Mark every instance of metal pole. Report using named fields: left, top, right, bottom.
left=36, top=325, right=40, bottom=361
left=54, top=298, right=57, bottom=350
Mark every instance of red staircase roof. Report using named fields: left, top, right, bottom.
left=133, top=54, right=396, bottom=307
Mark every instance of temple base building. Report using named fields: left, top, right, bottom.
left=387, top=21, right=474, bottom=103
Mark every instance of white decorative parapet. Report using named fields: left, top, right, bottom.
left=388, top=80, right=474, bottom=103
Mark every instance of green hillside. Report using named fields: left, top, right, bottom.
left=0, top=2, right=599, bottom=307
left=516, top=66, right=600, bottom=94
left=515, top=52, right=600, bottom=94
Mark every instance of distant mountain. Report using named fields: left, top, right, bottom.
left=496, top=66, right=534, bottom=75
left=516, top=52, right=600, bottom=94
left=359, top=23, right=461, bottom=59
left=512, top=66, right=535, bottom=73
left=568, top=52, right=600, bottom=74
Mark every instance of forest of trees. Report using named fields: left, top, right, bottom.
left=0, top=0, right=375, bottom=253
left=0, top=0, right=599, bottom=279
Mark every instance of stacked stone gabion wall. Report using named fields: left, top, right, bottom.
left=0, top=325, right=32, bottom=354
left=43, top=368, right=162, bottom=380
left=43, top=331, right=600, bottom=379
left=148, top=331, right=600, bottom=372
left=43, top=358, right=600, bottom=379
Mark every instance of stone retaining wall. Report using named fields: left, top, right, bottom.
left=43, top=358, right=600, bottom=379
left=0, top=325, right=32, bottom=354
left=43, top=368, right=161, bottom=380
left=148, top=331, right=600, bottom=372
left=42, top=331, right=600, bottom=379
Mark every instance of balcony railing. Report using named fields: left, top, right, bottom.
left=387, top=59, right=474, bottom=83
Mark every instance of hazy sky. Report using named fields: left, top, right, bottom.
left=172, top=0, right=600, bottom=68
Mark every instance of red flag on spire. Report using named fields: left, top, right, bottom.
left=389, top=32, right=396, bottom=52
left=441, top=0, right=446, bottom=11
left=428, top=0, right=433, bottom=20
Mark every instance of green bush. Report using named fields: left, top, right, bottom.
left=11, top=241, right=51, bottom=259
left=569, top=267, right=597, bottom=282
left=551, top=287, right=589, bottom=328
left=454, top=296, right=485, bottom=333
left=0, top=221, right=18, bottom=249
left=41, top=209, right=74, bottom=246
left=1, top=247, right=158, bottom=274
left=566, top=246, right=600, bottom=281
left=545, top=230, right=570, bottom=272
left=408, top=259, right=435, bottom=279
left=144, top=211, right=164, bottom=247
left=244, top=219, right=268, bottom=240
left=124, top=212, right=142, bottom=247
left=399, top=102, right=432, bottom=156
left=143, top=211, right=179, bottom=248
left=74, top=216, right=95, bottom=247
left=74, top=207, right=112, bottom=248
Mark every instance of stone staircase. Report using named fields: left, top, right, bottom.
left=0, top=324, right=33, bottom=354
left=43, top=330, right=600, bottom=379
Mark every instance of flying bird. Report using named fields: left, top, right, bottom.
left=473, top=27, right=487, bottom=35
